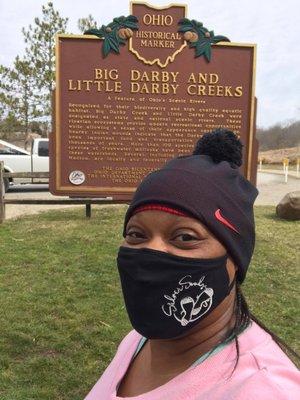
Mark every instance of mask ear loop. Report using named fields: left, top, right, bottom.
left=227, top=276, right=236, bottom=295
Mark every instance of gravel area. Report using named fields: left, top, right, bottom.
left=2, top=172, right=300, bottom=220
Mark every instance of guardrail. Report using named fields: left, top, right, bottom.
left=0, top=161, right=128, bottom=223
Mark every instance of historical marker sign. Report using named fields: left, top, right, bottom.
left=50, top=2, right=257, bottom=197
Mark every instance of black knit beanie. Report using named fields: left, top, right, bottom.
left=123, top=129, right=259, bottom=283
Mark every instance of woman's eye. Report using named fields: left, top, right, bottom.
left=174, top=233, right=199, bottom=242
left=126, top=231, right=145, bottom=239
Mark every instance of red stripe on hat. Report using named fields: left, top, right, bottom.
left=132, top=204, right=190, bottom=218
left=214, top=208, right=239, bottom=234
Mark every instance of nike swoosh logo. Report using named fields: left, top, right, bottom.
left=214, top=209, right=239, bottom=234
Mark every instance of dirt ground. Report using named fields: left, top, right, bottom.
left=259, top=146, right=299, bottom=163
left=3, top=172, right=300, bottom=220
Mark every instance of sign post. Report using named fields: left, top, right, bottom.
left=283, top=158, right=289, bottom=183
left=0, top=162, right=5, bottom=223
left=50, top=2, right=257, bottom=198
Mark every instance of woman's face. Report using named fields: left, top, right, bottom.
left=122, top=210, right=236, bottom=282
left=121, top=210, right=237, bottom=336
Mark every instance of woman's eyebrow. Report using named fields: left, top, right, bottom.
left=125, top=223, right=142, bottom=230
left=125, top=221, right=149, bottom=231
left=170, top=217, right=206, bottom=228
left=127, top=219, right=209, bottom=235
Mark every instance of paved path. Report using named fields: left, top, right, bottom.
left=2, top=172, right=300, bottom=220
left=255, top=172, right=300, bottom=206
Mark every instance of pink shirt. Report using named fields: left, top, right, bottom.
left=84, top=321, right=299, bottom=399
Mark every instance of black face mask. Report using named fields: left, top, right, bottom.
left=117, top=246, right=235, bottom=339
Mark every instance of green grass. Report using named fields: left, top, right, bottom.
left=0, top=206, right=299, bottom=399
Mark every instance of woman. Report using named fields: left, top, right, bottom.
left=85, top=129, right=299, bottom=399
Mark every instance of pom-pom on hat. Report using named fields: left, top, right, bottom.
left=123, top=128, right=258, bottom=283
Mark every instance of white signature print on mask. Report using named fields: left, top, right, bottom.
left=161, top=275, right=214, bottom=326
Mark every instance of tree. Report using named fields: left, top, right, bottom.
left=78, top=14, right=98, bottom=33
left=0, top=92, right=9, bottom=122
left=22, top=2, right=68, bottom=122
left=0, top=57, right=41, bottom=134
left=257, top=121, right=300, bottom=151
left=0, top=113, right=23, bottom=139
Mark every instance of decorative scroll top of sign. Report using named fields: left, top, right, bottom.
left=84, top=2, right=230, bottom=65
left=129, top=2, right=186, bottom=68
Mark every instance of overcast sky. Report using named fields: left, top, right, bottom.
left=0, top=0, right=299, bottom=128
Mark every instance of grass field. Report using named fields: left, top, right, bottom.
left=0, top=206, right=299, bottom=400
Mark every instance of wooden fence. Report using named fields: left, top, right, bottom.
left=0, top=162, right=128, bottom=223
